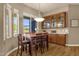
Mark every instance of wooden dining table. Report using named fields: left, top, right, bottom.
left=22, top=32, right=48, bottom=55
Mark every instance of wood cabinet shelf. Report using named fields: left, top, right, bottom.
left=42, top=12, right=67, bottom=29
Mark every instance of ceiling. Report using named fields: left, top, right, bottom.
left=24, top=3, right=69, bottom=13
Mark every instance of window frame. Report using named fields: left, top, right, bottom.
left=3, top=4, right=12, bottom=40
left=13, top=8, right=19, bottom=37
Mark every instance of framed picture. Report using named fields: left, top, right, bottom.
left=70, top=19, right=79, bottom=27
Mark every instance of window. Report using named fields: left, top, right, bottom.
left=13, top=9, right=19, bottom=36
left=6, top=11, right=10, bottom=37
left=4, top=4, right=12, bottom=40
left=23, top=17, right=30, bottom=33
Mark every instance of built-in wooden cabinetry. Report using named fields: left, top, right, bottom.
left=42, top=12, right=67, bottom=46
left=42, top=12, right=66, bottom=29
left=48, top=34, right=66, bottom=46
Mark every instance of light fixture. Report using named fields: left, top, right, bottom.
left=34, top=3, right=44, bottom=22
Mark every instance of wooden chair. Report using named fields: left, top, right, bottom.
left=41, top=33, right=48, bottom=53
left=31, top=36, right=38, bottom=55
left=16, top=34, right=31, bottom=56
left=36, top=33, right=43, bottom=54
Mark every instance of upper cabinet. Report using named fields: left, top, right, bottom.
left=42, top=12, right=66, bottom=29
left=57, top=12, right=66, bottom=28
left=51, top=15, right=57, bottom=28
left=42, top=16, right=51, bottom=29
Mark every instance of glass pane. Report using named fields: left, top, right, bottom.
left=52, top=16, right=56, bottom=28
left=5, top=8, right=10, bottom=37
left=58, top=16, right=63, bottom=27
left=46, top=22, right=50, bottom=28
left=13, top=14, right=18, bottom=35
left=23, top=18, right=30, bottom=33
left=46, top=20, right=50, bottom=29
left=52, top=19, right=56, bottom=28
left=6, top=15, right=9, bottom=37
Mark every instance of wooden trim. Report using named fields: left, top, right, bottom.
left=66, top=44, right=79, bottom=46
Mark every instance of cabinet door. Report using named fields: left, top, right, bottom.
left=52, top=16, right=57, bottom=28
left=42, top=20, right=51, bottom=29
left=51, top=34, right=57, bottom=43
left=56, top=34, right=66, bottom=45
left=48, top=34, right=51, bottom=42
left=57, top=12, right=66, bottom=28
left=57, top=16, right=64, bottom=28
left=42, top=16, right=51, bottom=29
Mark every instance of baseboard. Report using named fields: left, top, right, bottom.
left=66, top=44, right=79, bottom=46
left=5, top=47, right=18, bottom=56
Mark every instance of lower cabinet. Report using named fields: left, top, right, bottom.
left=48, top=34, right=51, bottom=42
left=56, top=34, right=66, bottom=45
left=48, top=34, right=57, bottom=43
left=48, top=34, right=56, bottom=43
left=48, top=34, right=66, bottom=46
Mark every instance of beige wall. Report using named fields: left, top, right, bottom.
left=67, top=5, right=79, bottom=45
left=0, top=3, right=4, bottom=55
left=0, top=3, right=38, bottom=55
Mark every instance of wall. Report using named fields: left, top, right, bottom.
left=0, top=3, right=4, bottom=55
left=0, top=3, right=38, bottom=55
left=67, top=5, right=79, bottom=45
